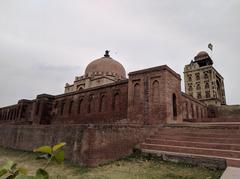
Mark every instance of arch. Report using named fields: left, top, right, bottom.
left=195, top=73, right=200, bottom=80
left=12, top=108, right=16, bottom=120
left=68, top=100, right=74, bottom=115
left=172, top=93, right=177, bottom=118
left=152, top=80, right=159, bottom=102
left=205, top=82, right=209, bottom=89
left=196, top=84, right=201, bottom=90
left=11, top=109, right=15, bottom=120
left=17, top=107, right=20, bottom=119
left=54, top=102, right=58, bottom=109
left=196, top=106, right=199, bottom=118
left=60, top=102, right=65, bottom=115
left=133, top=83, right=140, bottom=105
left=5, top=110, right=8, bottom=120
left=35, top=101, right=40, bottom=115
left=2, top=111, right=4, bottom=120
left=99, top=95, right=106, bottom=112
left=78, top=99, right=83, bottom=114
left=113, top=93, right=120, bottom=111
left=88, top=95, right=94, bottom=113
left=186, top=102, right=189, bottom=119
left=15, top=108, right=17, bottom=119
left=7, top=110, right=10, bottom=120
left=12, top=109, right=15, bottom=120
left=191, top=104, right=194, bottom=119
left=188, top=74, right=192, bottom=81
left=189, top=85, right=193, bottom=91
left=204, top=73, right=209, bottom=79
left=9, top=110, right=13, bottom=120
left=1, top=110, right=4, bottom=120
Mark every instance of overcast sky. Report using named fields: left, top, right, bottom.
left=0, top=0, right=239, bottom=107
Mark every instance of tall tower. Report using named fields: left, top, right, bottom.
left=184, top=51, right=226, bottom=106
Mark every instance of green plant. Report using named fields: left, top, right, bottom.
left=0, top=142, right=66, bottom=179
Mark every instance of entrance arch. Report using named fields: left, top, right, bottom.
left=172, top=93, right=177, bottom=119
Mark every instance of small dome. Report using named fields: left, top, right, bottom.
left=194, top=51, right=210, bottom=61
left=85, top=50, right=126, bottom=79
left=197, top=51, right=209, bottom=56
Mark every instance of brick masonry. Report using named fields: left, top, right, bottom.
left=0, top=124, right=158, bottom=166
left=0, top=64, right=226, bottom=166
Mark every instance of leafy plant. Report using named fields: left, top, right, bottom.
left=0, top=142, right=66, bottom=179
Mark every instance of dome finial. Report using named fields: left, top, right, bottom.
left=104, top=50, right=110, bottom=57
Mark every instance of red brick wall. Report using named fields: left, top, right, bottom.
left=0, top=81, right=128, bottom=125
left=208, top=105, right=240, bottom=119
left=181, top=93, right=208, bottom=122
left=0, top=99, right=33, bottom=124
left=0, top=124, right=158, bottom=166
left=164, top=69, right=182, bottom=123
left=0, top=65, right=210, bottom=125
left=128, top=65, right=182, bottom=124
left=50, top=80, right=128, bottom=124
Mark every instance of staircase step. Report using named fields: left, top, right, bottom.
left=165, top=123, right=240, bottom=129
left=145, top=138, right=240, bottom=151
left=200, top=118, right=240, bottom=122
left=153, top=132, right=240, bottom=139
left=150, top=135, right=240, bottom=144
left=141, top=124, right=240, bottom=167
left=158, top=127, right=240, bottom=134
left=141, top=143, right=240, bottom=159
left=141, top=149, right=240, bottom=168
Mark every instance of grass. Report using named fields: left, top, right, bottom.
left=0, top=147, right=223, bottom=179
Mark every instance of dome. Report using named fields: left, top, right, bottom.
left=85, top=50, right=126, bottom=79
left=194, top=51, right=210, bottom=61
left=197, top=51, right=209, bottom=56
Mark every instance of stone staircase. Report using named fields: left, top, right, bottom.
left=184, top=117, right=240, bottom=123
left=140, top=122, right=240, bottom=168
left=200, top=117, right=240, bottom=123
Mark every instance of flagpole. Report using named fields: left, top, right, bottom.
left=208, top=43, right=213, bottom=60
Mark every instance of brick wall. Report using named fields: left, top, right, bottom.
left=50, top=80, right=128, bottom=124
left=0, top=124, right=158, bottom=166
left=0, top=80, right=128, bottom=125
left=0, top=65, right=212, bottom=125
left=0, top=99, right=33, bottom=124
left=208, top=105, right=240, bottom=118
left=181, top=92, right=208, bottom=122
left=128, top=65, right=182, bottom=124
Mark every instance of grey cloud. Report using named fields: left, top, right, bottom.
left=0, top=0, right=239, bottom=106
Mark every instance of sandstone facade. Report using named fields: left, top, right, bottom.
left=184, top=51, right=226, bottom=106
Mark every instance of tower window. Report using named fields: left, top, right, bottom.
left=195, top=73, right=200, bottom=81
left=197, top=92, right=202, bottom=99
left=213, top=91, right=217, bottom=98
left=188, top=85, right=193, bottom=91
left=196, top=83, right=201, bottom=90
left=205, top=82, right=210, bottom=89
left=188, top=74, right=192, bottom=81
left=206, top=91, right=210, bottom=98
left=204, top=73, right=209, bottom=79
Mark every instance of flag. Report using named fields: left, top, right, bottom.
left=208, top=43, right=213, bottom=51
